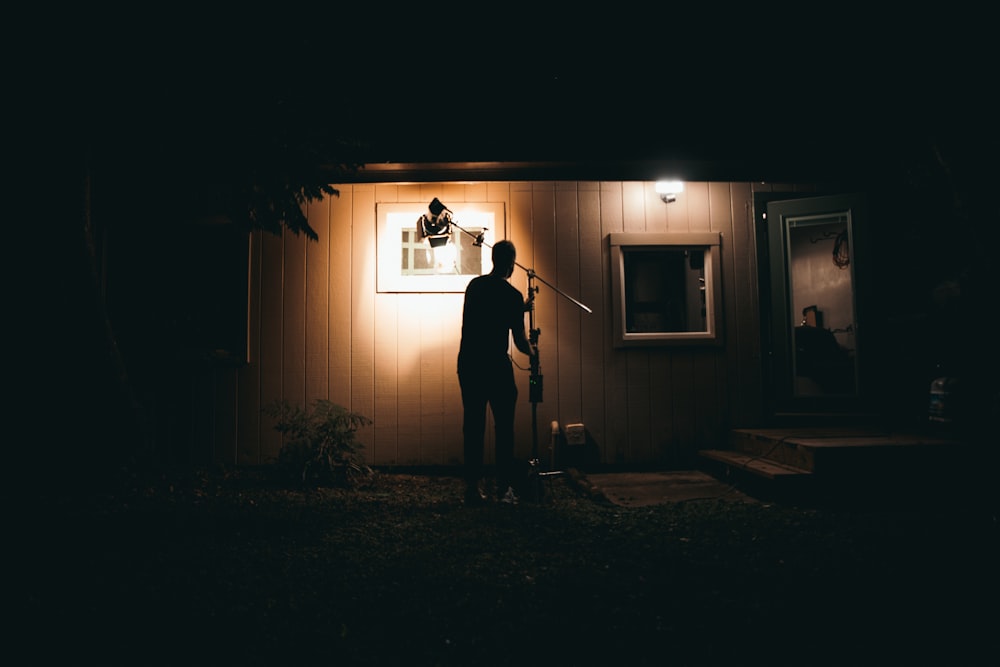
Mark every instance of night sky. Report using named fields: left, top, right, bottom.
left=43, top=9, right=993, bottom=186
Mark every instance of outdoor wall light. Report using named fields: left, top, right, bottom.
left=656, top=181, right=684, bottom=203
left=417, top=198, right=453, bottom=247
left=417, top=198, right=487, bottom=248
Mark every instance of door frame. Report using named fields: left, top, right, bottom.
left=755, top=192, right=877, bottom=422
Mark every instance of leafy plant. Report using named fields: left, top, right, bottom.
left=263, top=399, right=373, bottom=487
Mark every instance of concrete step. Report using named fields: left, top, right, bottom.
left=728, top=427, right=969, bottom=476
left=728, top=427, right=891, bottom=472
left=698, top=449, right=812, bottom=480
left=701, top=427, right=977, bottom=505
left=697, top=449, right=813, bottom=502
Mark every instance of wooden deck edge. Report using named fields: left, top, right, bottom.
left=698, top=449, right=813, bottom=480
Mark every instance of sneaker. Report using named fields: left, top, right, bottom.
left=499, top=486, right=519, bottom=505
left=464, top=487, right=488, bottom=507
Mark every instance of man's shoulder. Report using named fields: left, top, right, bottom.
left=467, top=274, right=510, bottom=290
left=465, top=275, right=489, bottom=292
left=465, top=275, right=522, bottom=301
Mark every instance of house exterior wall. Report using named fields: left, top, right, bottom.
left=190, top=179, right=814, bottom=469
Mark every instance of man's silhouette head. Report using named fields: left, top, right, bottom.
left=492, top=240, right=516, bottom=279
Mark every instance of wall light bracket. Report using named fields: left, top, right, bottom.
left=656, top=180, right=684, bottom=204
left=418, top=198, right=453, bottom=246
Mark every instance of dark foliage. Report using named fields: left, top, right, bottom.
left=263, top=399, right=374, bottom=487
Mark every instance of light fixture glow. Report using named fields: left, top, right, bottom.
left=432, top=240, right=457, bottom=273
left=655, top=181, right=684, bottom=203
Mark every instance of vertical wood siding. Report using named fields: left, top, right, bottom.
left=201, top=180, right=771, bottom=469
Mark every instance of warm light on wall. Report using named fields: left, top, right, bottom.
left=655, top=181, right=684, bottom=203
left=431, top=241, right=457, bottom=273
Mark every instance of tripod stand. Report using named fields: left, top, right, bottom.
left=521, top=268, right=592, bottom=502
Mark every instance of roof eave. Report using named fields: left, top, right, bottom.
left=328, top=157, right=844, bottom=185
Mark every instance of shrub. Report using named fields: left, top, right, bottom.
left=263, top=399, right=373, bottom=487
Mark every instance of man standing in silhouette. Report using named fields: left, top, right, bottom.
left=458, top=240, right=536, bottom=506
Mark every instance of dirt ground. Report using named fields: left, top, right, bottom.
left=14, top=468, right=999, bottom=666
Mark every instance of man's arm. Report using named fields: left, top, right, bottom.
left=510, top=288, right=537, bottom=358
left=512, top=324, right=535, bottom=358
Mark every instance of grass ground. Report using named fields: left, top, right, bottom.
left=15, top=468, right=999, bottom=666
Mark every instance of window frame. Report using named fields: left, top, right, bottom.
left=609, top=232, right=724, bottom=347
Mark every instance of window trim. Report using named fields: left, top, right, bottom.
left=609, top=232, right=724, bottom=347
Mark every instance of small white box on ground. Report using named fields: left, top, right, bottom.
left=564, top=423, right=586, bottom=446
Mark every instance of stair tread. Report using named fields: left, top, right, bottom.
left=699, top=449, right=812, bottom=479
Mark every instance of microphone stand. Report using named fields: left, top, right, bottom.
left=449, top=217, right=592, bottom=503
